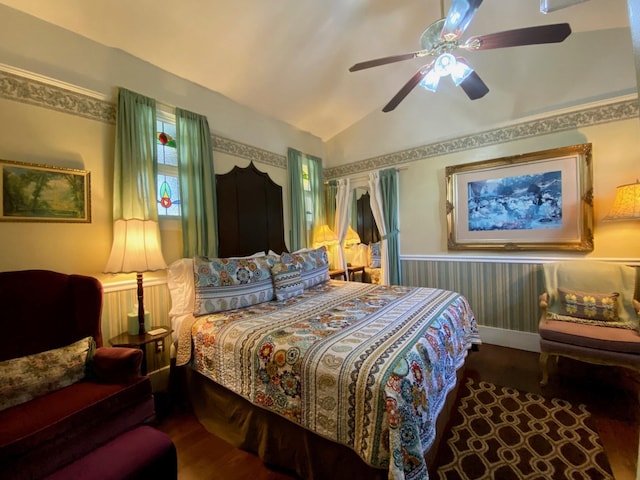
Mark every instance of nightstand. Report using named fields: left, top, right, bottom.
left=347, top=265, right=365, bottom=281
left=109, top=326, right=173, bottom=376
left=329, top=269, right=346, bottom=280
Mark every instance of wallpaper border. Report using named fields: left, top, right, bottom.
left=0, top=69, right=116, bottom=123
left=324, top=98, right=639, bottom=179
left=1, top=67, right=636, bottom=176
left=0, top=68, right=287, bottom=169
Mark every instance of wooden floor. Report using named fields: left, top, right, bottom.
left=157, top=343, right=639, bottom=480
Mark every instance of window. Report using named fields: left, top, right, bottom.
left=156, top=115, right=181, bottom=217
left=301, top=162, right=314, bottom=244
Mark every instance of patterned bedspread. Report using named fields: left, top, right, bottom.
left=178, top=281, right=479, bottom=480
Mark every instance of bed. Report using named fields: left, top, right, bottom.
left=169, top=163, right=480, bottom=480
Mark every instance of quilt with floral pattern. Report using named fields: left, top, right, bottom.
left=186, top=281, right=479, bottom=480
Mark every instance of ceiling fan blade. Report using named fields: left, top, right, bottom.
left=463, top=23, right=571, bottom=50
left=349, top=51, right=428, bottom=72
left=459, top=71, right=489, bottom=100
left=440, top=0, right=483, bottom=41
left=382, top=64, right=433, bottom=112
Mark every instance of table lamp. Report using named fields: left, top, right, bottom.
left=312, top=224, right=338, bottom=248
left=344, top=225, right=361, bottom=246
left=104, top=219, right=167, bottom=335
left=603, top=180, right=640, bottom=222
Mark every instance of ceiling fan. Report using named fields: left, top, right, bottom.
left=349, top=0, right=572, bottom=112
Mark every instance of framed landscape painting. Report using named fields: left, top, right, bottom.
left=446, top=144, right=593, bottom=251
left=0, top=159, right=91, bottom=223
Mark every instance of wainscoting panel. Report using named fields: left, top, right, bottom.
left=402, top=259, right=545, bottom=333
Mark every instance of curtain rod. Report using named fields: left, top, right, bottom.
left=327, top=167, right=408, bottom=184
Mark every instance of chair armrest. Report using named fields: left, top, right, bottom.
left=89, top=346, right=143, bottom=384
left=539, top=292, right=549, bottom=309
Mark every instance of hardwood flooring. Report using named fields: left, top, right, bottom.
left=157, top=343, right=639, bottom=479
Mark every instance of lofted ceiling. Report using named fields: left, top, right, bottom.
left=0, top=0, right=634, bottom=141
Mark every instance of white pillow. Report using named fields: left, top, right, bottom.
left=347, top=243, right=369, bottom=267
left=369, top=242, right=381, bottom=268
left=168, top=258, right=195, bottom=318
left=229, top=251, right=266, bottom=259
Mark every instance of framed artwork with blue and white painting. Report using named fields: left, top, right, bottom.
left=446, top=144, right=593, bottom=251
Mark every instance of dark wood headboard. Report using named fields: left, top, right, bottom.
left=216, top=162, right=288, bottom=257
left=356, top=191, right=380, bottom=245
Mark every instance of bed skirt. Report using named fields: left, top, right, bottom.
left=178, top=364, right=466, bottom=479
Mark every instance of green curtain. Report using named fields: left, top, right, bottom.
left=113, top=88, right=158, bottom=220
left=176, top=108, right=217, bottom=257
left=308, top=154, right=325, bottom=228
left=326, top=180, right=337, bottom=229
left=380, top=168, right=401, bottom=285
left=287, top=147, right=324, bottom=251
left=288, top=148, right=305, bottom=251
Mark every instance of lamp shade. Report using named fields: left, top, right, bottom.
left=603, top=181, right=640, bottom=221
left=312, top=224, right=338, bottom=247
left=344, top=225, right=361, bottom=246
left=105, top=219, right=168, bottom=273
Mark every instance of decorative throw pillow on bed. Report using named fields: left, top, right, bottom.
left=369, top=242, right=381, bottom=268
left=557, top=288, right=620, bottom=322
left=271, top=261, right=304, bottom=301
left=282, top=245, right=329, bottom=289
left=0, top=336, right=95, bottom=412
left=193, top=254, right=277, bottom=315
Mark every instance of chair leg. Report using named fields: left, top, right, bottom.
left=539, top=351, right=550, bottom=386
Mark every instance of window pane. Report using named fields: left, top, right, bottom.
left=157, top=174, right=181, bottom=217
left=302, top=163, right=310, bottom=192
left=157, top=120, right=178, bottom=166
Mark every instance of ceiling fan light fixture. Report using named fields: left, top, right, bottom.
left=433, top=53, right=456, bottom=77
left=451, top=57, right=473, bottom=86
left=420, top=68, right=441, bottom=92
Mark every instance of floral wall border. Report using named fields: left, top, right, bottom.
left=0, top=69, right=116, bottom=123
left=0, top=68, right=287, bottom=169
left=324, top=98, right=639, bottom=179
left=1, top=68, right=636, bottom=176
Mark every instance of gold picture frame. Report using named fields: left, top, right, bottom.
left=446, top=143, right=593, bottom=251
left=0, top=159, right=91, bottom=223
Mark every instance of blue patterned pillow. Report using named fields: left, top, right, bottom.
left=193, top=255, right=277, bottom=315
left=271, top=261, right=304, bottom=301
left=281, top=246, right=329, bottom=289
left=369, top=242, right=381, bottom=268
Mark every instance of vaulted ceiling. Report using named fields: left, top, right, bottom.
left=0, top=0, right=634, bottom=141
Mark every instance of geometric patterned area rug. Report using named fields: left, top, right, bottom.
left=435, top=378, right=614, bottom=480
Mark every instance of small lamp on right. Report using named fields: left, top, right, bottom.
left=603, top=180, right=640, bottom=221
left=344, top=225, right=361, bottom=247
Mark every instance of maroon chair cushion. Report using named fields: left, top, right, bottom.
left=539, top=318, right=640, bottom=354
left=0, top=378, right=154, bottom=479
left=91, top=346, right=143, bottom=384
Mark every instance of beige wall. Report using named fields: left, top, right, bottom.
left=0, top=89, right=294, bottom=283
left=0, top=4, right=318, bottom=283
left=0, top=98, right=115, bottom=276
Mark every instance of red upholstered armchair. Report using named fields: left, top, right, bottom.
left=0, top=270, right=156, bottom=479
